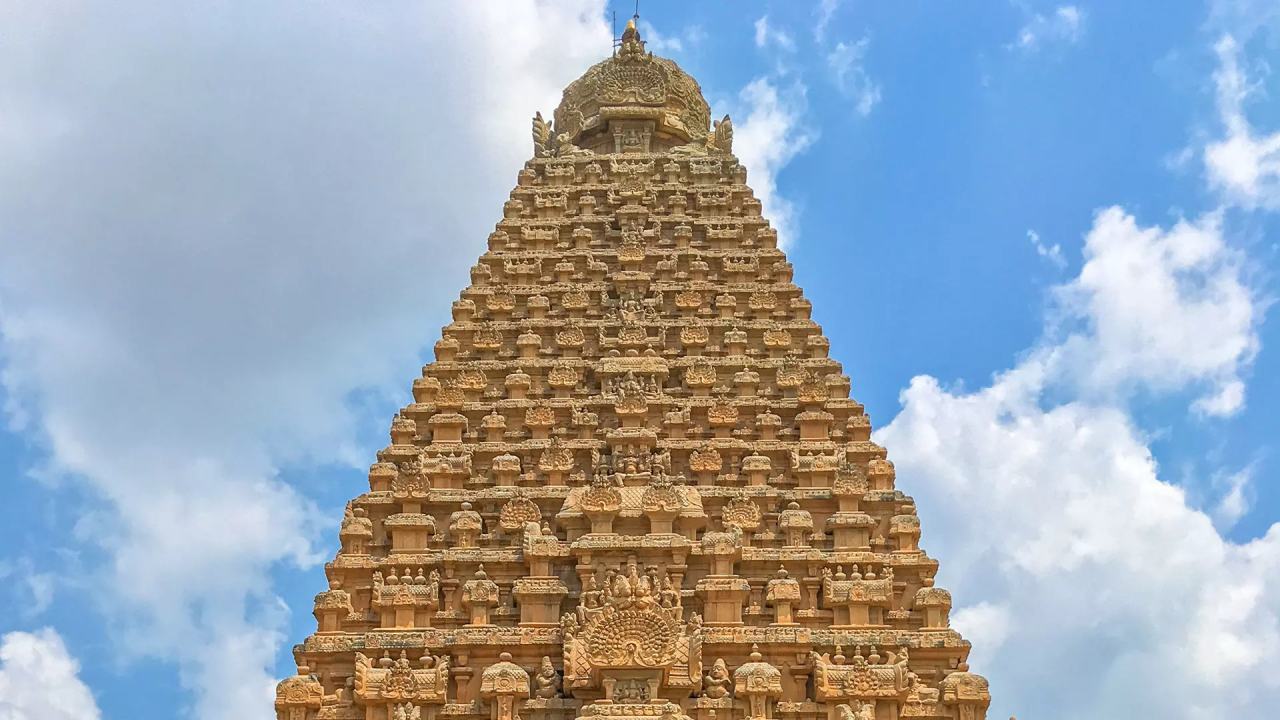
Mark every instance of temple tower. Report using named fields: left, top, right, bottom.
left=277, top=20, right=991, bottom=720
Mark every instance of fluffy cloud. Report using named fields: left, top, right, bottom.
left=827, top=37, right=881, bottom=116
left=1027, top=229, right=1066, bottom=268
left=880, top=369, right=1280, bottom=719
left=1204, top=35, right=1280, bottom=210
left=813, top=0, right=841, bottom=44
left=754, top=15, right=797, bottom=53
left=1013, top=5, right=1085, bottom=52
left=638, top=21, right=706, bottom=55
left=0, top=2, right=609, bottom=718
left=1051, top=209, right=1258, bottom=416
left=730, top=78, right=816, bottom=250
left=876, top=44, right=1270, bottom=716
left=0, top=629, right=101, bottom=720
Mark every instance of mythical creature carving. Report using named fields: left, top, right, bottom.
left=563, top=557, right=702, bottom=694
left=711, top=114, right=733, bottom=154
left=533, top=111, right=553, bottom=157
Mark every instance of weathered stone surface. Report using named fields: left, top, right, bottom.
left=278, top=21, right=991, bottom=720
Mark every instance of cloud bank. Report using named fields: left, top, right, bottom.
left=877, top=32, right=1275, bottom=720
left=0, top=2, right=610, bottom=718
left=0, top=629, right=101, bottom=720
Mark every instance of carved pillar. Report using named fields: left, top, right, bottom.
left=481, top=653, right=532, bottom=720
left=274, top=665, right=322, bottom=720
left=764, top=569, right=800, bottom=626
left=941, top=664, right=990, bottom=720
left=463, top=566, right=500, bottom=626
left=696, top=529, right=749, bottom=626
left=915, top=577, right=952, bottom=631
left=514, top=525, right=569, bottom=626
left=312, top=578, right=352, bottom=634
left=778, top=503, right=813, bottom=548
left=449, top=503, right=483, bottom=548
left=733, top=646, right=783, bottom=720
left=890, top=504, right=922, bottom=554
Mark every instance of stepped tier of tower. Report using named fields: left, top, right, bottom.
left=276, top=21, right=992, bottom=720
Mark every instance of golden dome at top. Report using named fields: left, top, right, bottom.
left=549, top=19, right=726, bottom=156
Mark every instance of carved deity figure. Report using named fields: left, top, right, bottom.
left=613, top=679, right=649, bottom=704
left=660, top=575, right=680, bottom=608
left=582, top=574, right=603, bottom=609
left=836, top=702, right=874, bottom=720
left=702, top=658, right=731, bottom=699
left=560, top=612, right=579, bottom=641
left=554, top=132, right=593, bottom=158
left=535, top=656, right=562, bottom=699
left=687, top=612, right=703, bottom=635
left=393, top=703, right=422, bottom=720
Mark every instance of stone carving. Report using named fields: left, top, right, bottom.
left=533, top=111, right=553, bottom=157
left=734, top=646, right=782, bottom=720
left=482, top=652, right=531, bottom=720
left=553, top=19, right=711, bottom=156
left=353, top=650, right=450, bottom=704
left=280, top=22, right=994, bottom=720
left=701, top=658, right=731, bottom=699
left=499, top=489, right=543, bottom=531
left=835, top=703, right=874, bottom=720
left=535, top=655, right=563, bottom=699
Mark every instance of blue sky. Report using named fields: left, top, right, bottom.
left=0, top=1, right=1277, bottom=719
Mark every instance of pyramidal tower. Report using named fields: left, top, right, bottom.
left=276, top=21, right=992, bottom=720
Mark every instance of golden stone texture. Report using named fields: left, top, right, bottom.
left=277, top=21, right=992, bottom=720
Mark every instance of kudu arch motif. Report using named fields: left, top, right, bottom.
left=278, top=18, right=992, bottom=720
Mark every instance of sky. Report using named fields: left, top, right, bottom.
left=0, top=1, right=1277, bottom=719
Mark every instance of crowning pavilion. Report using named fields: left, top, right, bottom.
left=276, top=21, right=992, bottom=720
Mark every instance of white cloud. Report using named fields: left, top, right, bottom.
left=814, top=0, right=841, bottom=44
left=754, top=15, right=796, bottom=52
left=1204, top=34, right=1280, bottom=210
left=879, top=367, right=1280, bottom=719
left=1213, top=467, right=1255, bottom=530
left=0, top=2, right=610, bottom=718
left=0, top=558, right=56, bottom=617
left=877, top=140, right=1266, bottom=720
left=1051, top=209, right=1258, bottom=416
left=1028, top=229, right=1067, bottom=268
left=639, top=21, right=680, bottom=53
left=873, top=22, right=1278, bottom=715
left=875, top=217, right=1265, bottom=720
left=0, top=629, right=101, bottom=720
left=730, top=78, right=816, bottom=250
left=951, top=601, right=1012, bottom=653
left=827, top=38, right=881, bottom=116
left=638, top=21, right=706, bottom=55
left=1014, top=5, right=1085, bottom=52
left=1207, top=0, right=1280, bottom=40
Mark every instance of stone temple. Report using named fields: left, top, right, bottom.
left=276, top=20, right=992, bottom=720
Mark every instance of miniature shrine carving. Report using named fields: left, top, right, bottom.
left=278, top=18, right=994, bottom=720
